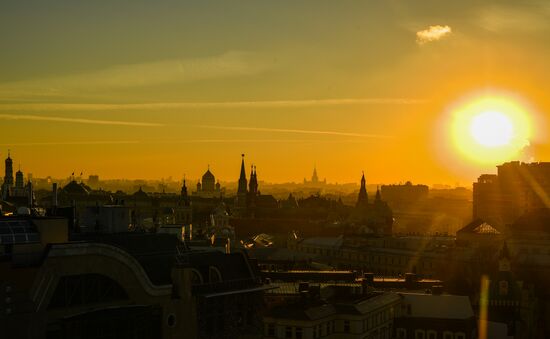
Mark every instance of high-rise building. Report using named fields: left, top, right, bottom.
left=473, top=161, right=550, bottom=227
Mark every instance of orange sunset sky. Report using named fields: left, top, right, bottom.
left=0, top=1, right=549, bottom=185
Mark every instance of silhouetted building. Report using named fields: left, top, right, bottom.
left=193, top=166, right=223, bottom=199
left=263, top=285, right=400, bottom=339
left=303, top=165, right=326, bottom=185
left=473, top=161, right=550, bottom=227
left=1, top=150, right=14, bottom=200
left=394, top=293, right=476, bottom=339
left=380, top=181, right=429, bottom=206
left=356, top=172, right=368, bottom=208
left=1, top=214, right=267, bottom=339
left=233, top=155, right=278, bottom=218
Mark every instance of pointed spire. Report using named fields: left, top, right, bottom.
left=238, top=154, right=248, bottom=194
left=356, top=171, right=368, bottom=208
left=375, top=185, right=382, bottom=202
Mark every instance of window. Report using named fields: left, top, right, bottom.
left=499, top=280, right=509, bottom=296
left=427, top=330, right=437, bottom=339
left=296, top=327, right=303, bottom=339
left=414, top=330, right=425, bottom=339
left=285, top=326, right=292, bottom=338
left=267, top=324, right=275, bottom=337
left=443, top=331, right=453, bottom=339
left=454, top=333, right=466, bottom=339
left=344, top=320, right=350, bottom=333
left=396, top=328, right=407, bottom=339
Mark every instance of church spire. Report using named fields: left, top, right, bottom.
left=237, top=154, right=248, bottom=194
left=356, top=171, right=368, bottom=208
left=249, top=164, right=258, bottom=194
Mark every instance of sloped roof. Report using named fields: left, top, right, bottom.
left=399, top=293, right=474, bottom=319
left=457, top=219, right=501, bottom=235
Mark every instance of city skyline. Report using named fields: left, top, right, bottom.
left=1, top=1, right=549, bottom=184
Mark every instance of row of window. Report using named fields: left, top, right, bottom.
left=396, top=329, right=466, bottom=339
left=266, top=307, right=395, bottom=338
left=297, top=246, right=436, bottom=270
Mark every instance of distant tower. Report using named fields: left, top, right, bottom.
left=238, top=154, right=248, bottom=194
left=235, top=154, right=247, bottom=207
left=2, top=150, right=14, bottom=199
left=356, top=171, right=368, bottom=208
left=180, top=177, right=190, bottom=206
left=15, top=166, right=24, bottom=189
left=311, top=165, right=319, bottom=184
left=249, top=165, right=258, bottom=195
left=375, top=186, right=382, bottom=203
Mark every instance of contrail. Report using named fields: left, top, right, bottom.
left=0, top=141, right=140, bottom=146
left=0, top=98, right=426, bottom=111
left=0, top=114, right=163, bottom=127
left=196, top=125, right=393, bottom=139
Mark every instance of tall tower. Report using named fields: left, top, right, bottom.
left=180, top=177, right=190, bottom=206
left=2, top=150, right=14, bottom=199
left=238, top=154, right=248, bottom=194
left=249, top=165, right=258, bottom=195
left=356, top=171, right=368, bottom=208
left=236, top=154, right=248, bottom=209
left=15, top=167, right=24, bottom=189
left=4, top=150, right=14, bottom=188
left=311, top=165, right=319, bottom=184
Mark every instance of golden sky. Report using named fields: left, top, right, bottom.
left=0, top=1, right=549, bottom=185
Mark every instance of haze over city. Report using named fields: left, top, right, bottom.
left=1, top=1, right=549, bottom=184
left=2, top=2, right=550, bottom=339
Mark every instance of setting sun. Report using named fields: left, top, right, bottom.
left=449, top=93, right=533, bottom=165
left=470, top=111, right=514, bottom=148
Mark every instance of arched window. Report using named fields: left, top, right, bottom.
left=191, top=269, right=204, bottom=285
left=209, top=266, right=223, bottom=283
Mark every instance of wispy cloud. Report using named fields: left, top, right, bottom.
left=477, top=6, right=550, bottom=32
left=0, top=51, right=268, bottom=99
left=1, top=138, right=380, bottom=147
left=416, top=25, right=452, bottom=45
left=197, top=125, right=392, bottom=139
left=0, top=98, right=427, bottom=112
left=0, top=114, right=163, bottom=127
left=0, top=140, right=140, bottom=146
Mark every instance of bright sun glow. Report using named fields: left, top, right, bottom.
left=449, top=93, right=532, bottom=165
left=470, top=111, right=513, bottom=147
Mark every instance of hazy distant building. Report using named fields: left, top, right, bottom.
left=87, top=174, right=100, bottom=187
left=380, top=181, right=429, bottom=206
left=473, top=161, right=550, bottom=227
left=303, top=165, right=327, bottom=186
left=193, top=166, right=224, bottom=199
